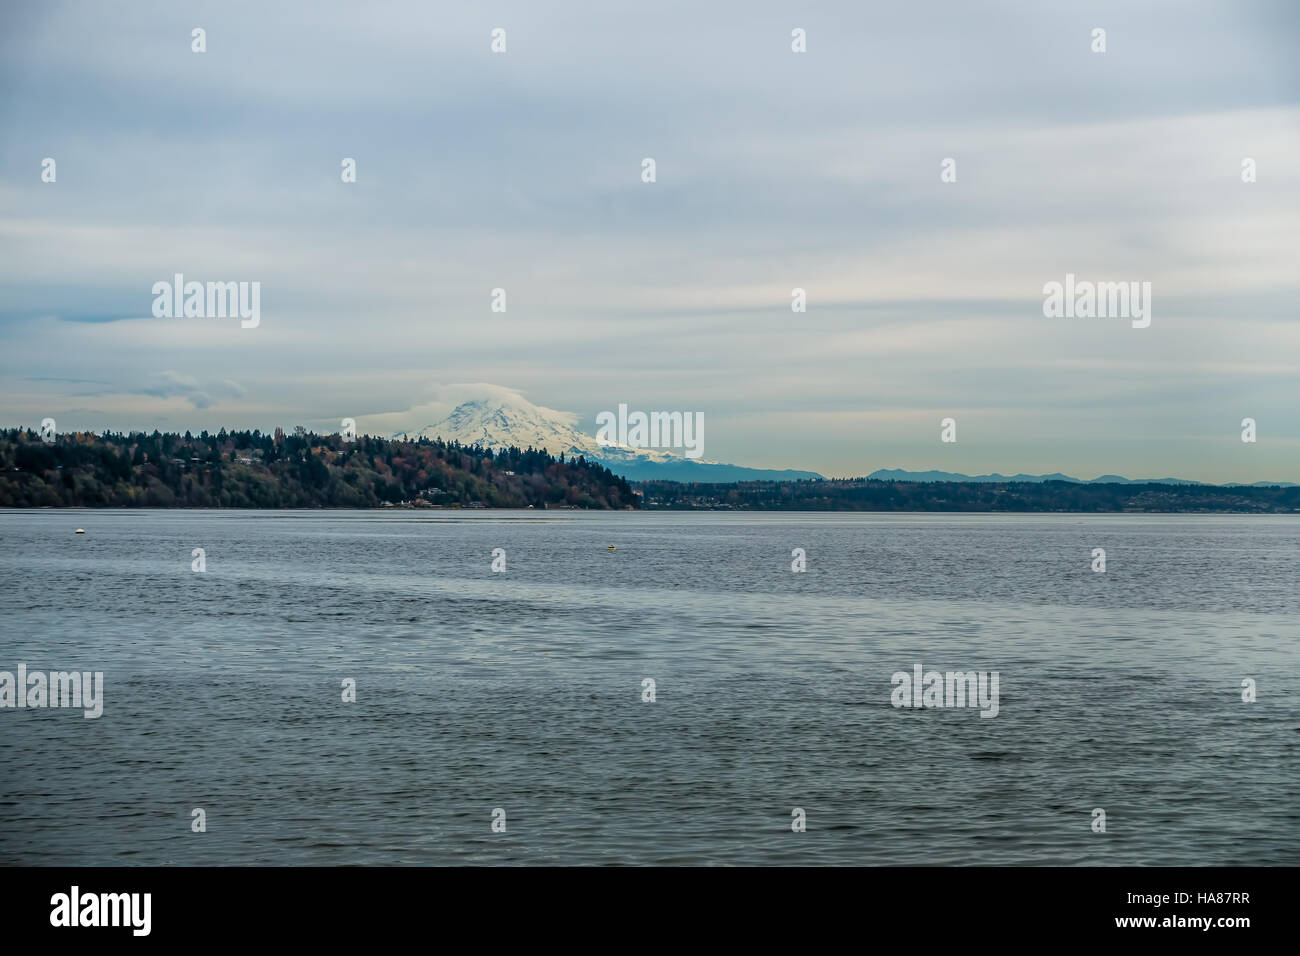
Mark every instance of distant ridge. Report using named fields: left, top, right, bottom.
left=866, top=468, right=1296, bottom=488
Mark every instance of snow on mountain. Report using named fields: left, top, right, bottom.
left=403, top=392, right=680, bottom=463
left=394, top=390, right=824, bottom=482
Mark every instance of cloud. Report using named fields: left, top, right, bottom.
left=132, top=371, right=246, bottom=410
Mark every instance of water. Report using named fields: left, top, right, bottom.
left=0, top=509, right=1296, bottom=865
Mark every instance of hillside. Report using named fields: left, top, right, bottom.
left=637, top=478, right=1300, bottom=513
left=0, top=427, right=639, bottom=509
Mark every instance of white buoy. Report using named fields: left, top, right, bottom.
left=75, top=528, right=85, bottom=534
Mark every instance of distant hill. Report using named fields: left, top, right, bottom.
left=867, top=468, right=1295, bottom=488
left=597, top=457, right=824, bottom=483
left=401, top=391, right=824, bottom=483
left=0, top=427, right=638, bottom=509
left=637, top=477, right=1300, bottom=513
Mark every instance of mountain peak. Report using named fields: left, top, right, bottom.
left=410, top=392, right=595, bottom=457
left=396, top=386, right=825, bottom=483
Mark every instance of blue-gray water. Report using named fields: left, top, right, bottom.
left=0, top=510, right=1296, bottom=865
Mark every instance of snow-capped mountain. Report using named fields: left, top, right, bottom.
left=396, top=390, right=824, bottom=482
left=408, top=392, right=609, bottom=459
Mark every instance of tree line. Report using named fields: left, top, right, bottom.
left=0, top=427, right=639, bottom=509
left=635, top=478, right=1300, bottom=513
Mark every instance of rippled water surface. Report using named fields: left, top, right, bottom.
left=0, top=509, right=1296, bottom=865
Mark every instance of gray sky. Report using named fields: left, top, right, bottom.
left=1, top=0, right=1297, bottom=481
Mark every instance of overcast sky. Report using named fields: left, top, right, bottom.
left=1, top=0, right=1297, bottom=481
